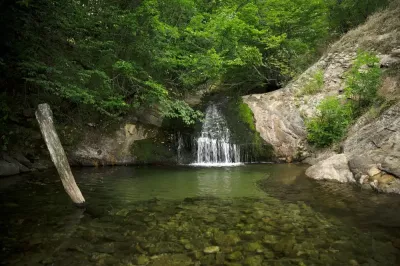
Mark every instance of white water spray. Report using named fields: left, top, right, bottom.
left=192, top=104, right=241, bottom=166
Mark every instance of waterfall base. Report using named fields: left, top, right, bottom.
left=189, top=162, right=244, bottom=167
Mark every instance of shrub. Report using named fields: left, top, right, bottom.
left=345, top=51, right=382, bottom=115
left=306, top=96, right=353, bottom=147
left=306, top=51, right=383, bottom=148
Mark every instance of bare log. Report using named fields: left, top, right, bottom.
left=35, top=103, right=85, bottom=206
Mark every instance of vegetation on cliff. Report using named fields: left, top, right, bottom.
left=0, top=0, right=390, bottom=151
left=306, top=51, right=383, bottom=147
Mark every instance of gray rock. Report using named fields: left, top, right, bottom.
left=305, top=154, right=355, bottom=183
left=70, top=122, right=157, bottom=166
left=12, top=152, right=33, bottom=168
left=0, top=160, right=20, bottom=176
left=344, top=103, right=400, bottom=179
left=204, top=246, right=220, bottom=254
left=243, top=92, right=306, bottom=159
left=2, top=153, right=30, bottom=173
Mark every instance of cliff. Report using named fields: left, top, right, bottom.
left=243, top=2, right=400, bottom=193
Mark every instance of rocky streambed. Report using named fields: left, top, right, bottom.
left=1, top=165, right=400, bottom=266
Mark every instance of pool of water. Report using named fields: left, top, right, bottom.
left=1, top=164, right=400, bottom=265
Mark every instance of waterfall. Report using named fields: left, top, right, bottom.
left=192, top=104, right=241, bottom=166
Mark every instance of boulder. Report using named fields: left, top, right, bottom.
left=305, top=154, right=355, bottom=183
left=2, top=153, right=30, bottom=173
left=0, top=160, right=20, bottom=176
left=344, top=103, right=400, bottom=179
left=69, top=122, right=157, bottom=166
left=12, top=152, right=33, bottom=168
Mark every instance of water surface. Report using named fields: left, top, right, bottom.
left=1, top=164, right=400, bottom=265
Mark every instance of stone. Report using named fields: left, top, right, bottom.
left=244, top=242, right=263, bottom=252
left=2, top=153, right=30, bottom=173
left=305, top=154, right=355, bottom=183
left=227, top=251, right=243, bottom=261
left=367, top=167, right=381, bottom=177
left=70, top=121, right=156, bottom=166
left=345, top=103, right=400, bottom=180
left=12, top=152, right=33, bottom=168
left=0, top=160, right=20, bottom=176
left=214, top=233, right=240, bottom=246
left=149, top=254, right=192, bottom=266
left=359, top=175, right=369, bottom=184
left=244, top=255, right=263, bottom=266
left=215, top=253, right=225, bottom=264
left=134, top=255, right=149, bottom=265
left=204, top=246, right=220, bottom=254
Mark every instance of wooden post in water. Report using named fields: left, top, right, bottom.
left=35, top=103, right=85, bottom=206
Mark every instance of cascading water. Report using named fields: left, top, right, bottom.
left=192, top=104, right=241, bottom=166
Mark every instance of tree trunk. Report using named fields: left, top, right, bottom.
left=35, top=103, right=85, bottom=206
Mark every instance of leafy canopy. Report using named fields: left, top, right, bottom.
left=0, top=0, right=389, bottom=127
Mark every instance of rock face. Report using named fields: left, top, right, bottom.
left=344, top=103, right=400, bottom=178
left=0, top=152, right=37, bottom=176
left=0, top=160, right=20, bottom=176
left=243, top=91, right=306, bottom=160
left=243, top=5, right=400, bottom=163
left=69, top=123, right=157, bottom=166
left=305, top=154, right=355, bottom=183
left=243, top=50, right=357, bottom=161
left=242, top=5, right=400, bottom=193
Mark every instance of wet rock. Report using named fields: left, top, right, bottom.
left=2, top=153, right=30, bottom=173
left=262, top=235, right=278, bottom=244
left=226, top=250, right=242, bottom=261
left=204, top=215, right=216, bottom=223
left=214, top=232, right=240, bottom=246
left=244, top=242, right=263, bottom=253
left=367, top=167, right=381, bottom=177
left=90, top=252, right=117, bottom=265
left=0, top=160, right=20, bottom=176
left=134, top=255, right=149, bottom=265
left=215, top=253, right=225, bottom=264
left=306, top=154, right=355, bottom=183
left=12, top=152, right=33, bottom=168
left=263, top=249, right=274, bottom=259
left=149, top=241, right=184, bottom=254
left=204, top=246, right=220, bottom=254
left=244, top=255, right=263, bottom=266
left=149, top=254, right=192, bottom=266
left=272, top=236, right=296, bottom=256
left=345, top=103, right=400, bottom=180
left=200, top=254, right=215, bottom=265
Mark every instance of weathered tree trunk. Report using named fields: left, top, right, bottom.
left=35, top=103, right=85, bottom=206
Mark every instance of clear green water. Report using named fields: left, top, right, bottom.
left=1, top=164, right=400, bottom=266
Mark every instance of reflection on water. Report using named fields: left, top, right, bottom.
left=1, top=164, right=400, bottom=265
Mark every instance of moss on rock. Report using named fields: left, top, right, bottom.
left=131, top=138, right=176, bottom=165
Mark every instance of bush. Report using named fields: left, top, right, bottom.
left=306, top=96, right=353, bottom=147
left=306, top=51, right=382, bottom=148
left=345, top=51, right=382, bottom=115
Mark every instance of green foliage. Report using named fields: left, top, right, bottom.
left=222, top=97, right=273, bottom=161
left=296, top=70, right=324, bottom=96
left=238, top=101, right=256, bottom=131
left=306, top=97, right=353, bottom=147
left=326, top=0, right=390, bottom=35
left=345, top=51, right=382, bottom=115
left=306, top=51, right=383, bottom=148
left=0, top=0, right=389, bottom=129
